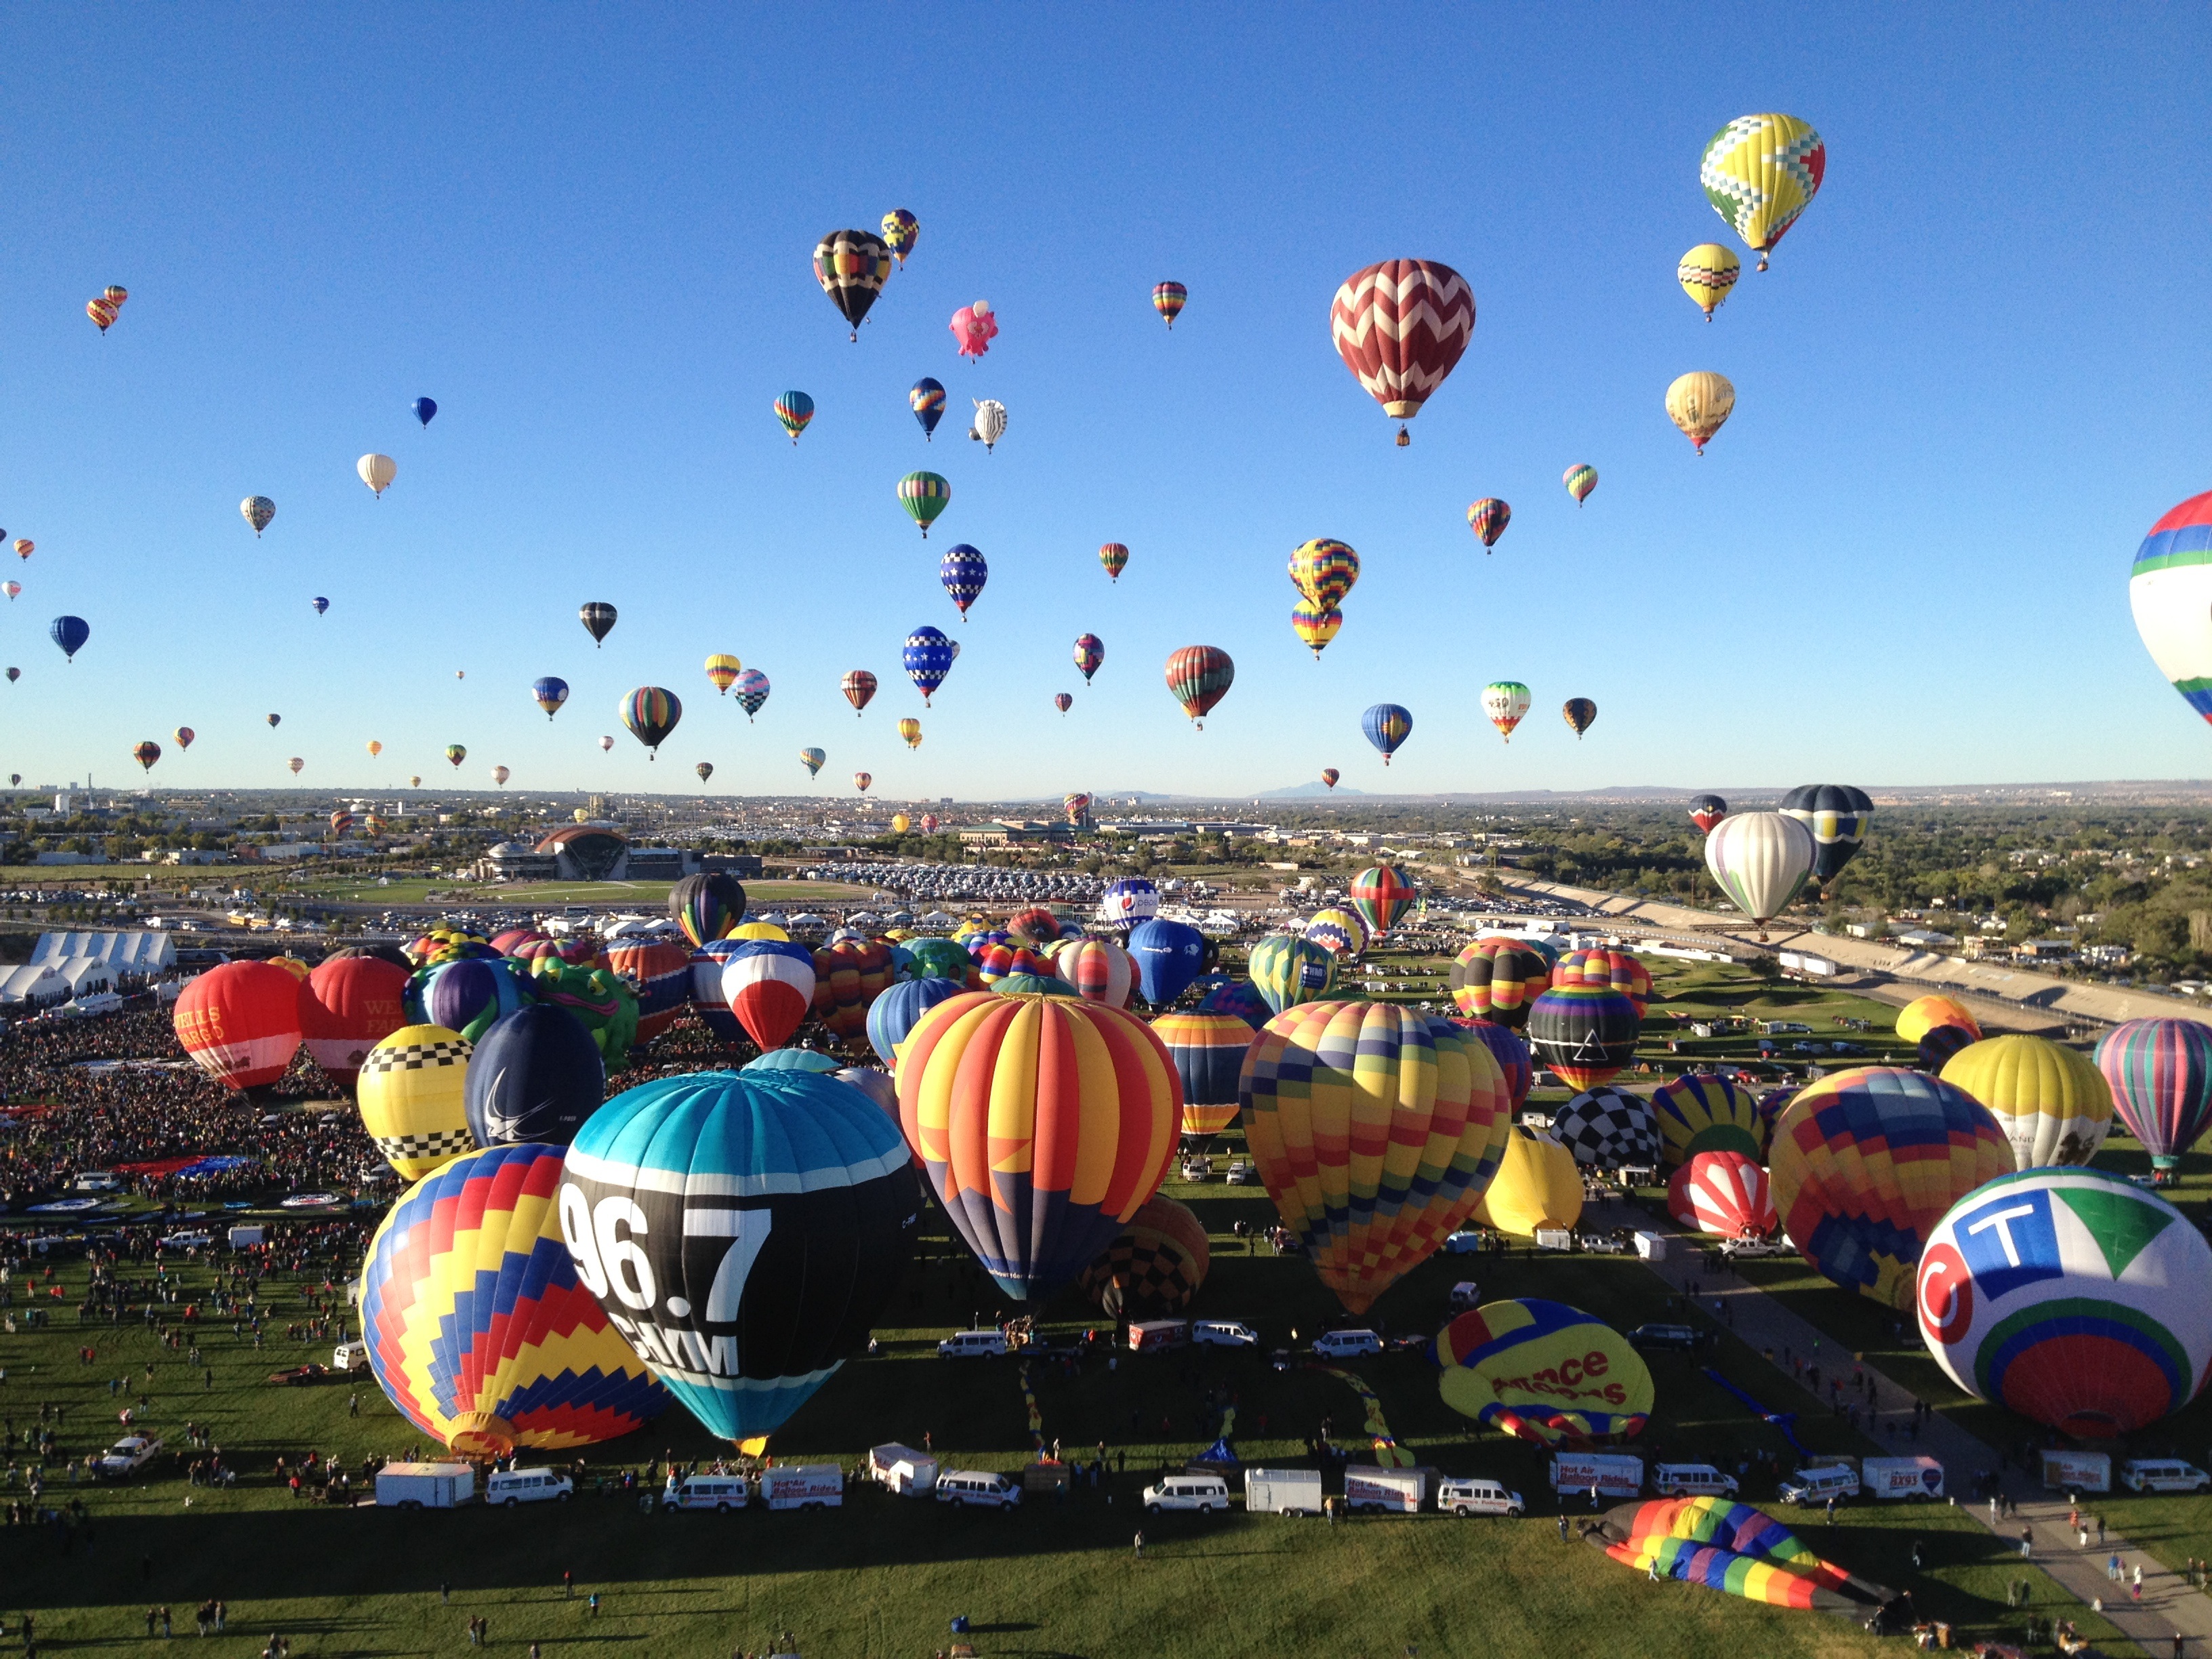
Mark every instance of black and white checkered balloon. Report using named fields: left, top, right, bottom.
left=1552, top=1086, right=1660, bottom=1170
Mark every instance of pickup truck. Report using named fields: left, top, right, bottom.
left=94, top=1435, right=164, bottom=1477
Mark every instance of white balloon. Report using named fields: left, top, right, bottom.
left=357, top=453, right=397, bottom=495
left=970, top=398, right=1007, bottom=452
left=1703, top=811, right=1815, bottom=927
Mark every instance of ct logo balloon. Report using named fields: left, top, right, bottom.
left=1914, top=1241, right=1973, bottom=1345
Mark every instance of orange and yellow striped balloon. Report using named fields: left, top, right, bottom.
left=1240, top=1000, right=1511, bottom=1313
left=895, top=991, right=1179, bottom=1300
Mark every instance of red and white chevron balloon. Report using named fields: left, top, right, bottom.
left=1330, top=259, right=1475, bottom=434
left=1667, top=1148, right=1778, bottom=1238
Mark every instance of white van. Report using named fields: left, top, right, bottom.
left=1448, top=1282, right=1482, bottom=1311
left=1142, top=1474, right=1230, bottom=1514
left=487, top=1468, right=573, bottom=1506
left=759, top=1465, right=844, bottom=1510
left=1651, top=1462, right=1738, bottom=1498
left=1778, top=1464, right=1861, bottom=1506
left=663, top=1474, right=750, bottom=1512
left=1311, top=1329, right=1382, bottom=1359
left=937, top=1330, right=1010, bottom=1358
left=2122, top=1459, right=2211, bottom=1494
left=1245, top=1467, right=1324, bottom=1517
left=331, top=1340, right=369, bottom=1374
left=1190, top=1320, right=1258, bottom=1349
left=936, top=1471, right=1021, bottom=1510
left=1437, top=1478, right=1522, bottom=1517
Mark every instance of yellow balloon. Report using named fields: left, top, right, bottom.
left=1677, top=243, right=1740, bottom=319
left=357, top=1024, right=476, bottom=1179
left=891, top=813, right=912, bottom=833
left=897, top=718, right=922, bottom=750
left=1664, top=371, right=1736, bottom=454
left=1940, top=1034, right=2114, bottom=1170
left=1700, top=112, right=1825, bottom=270
left=366, top=739, right=384, bottom=758
left=1896, top=995, right=1980, bottom=1046
left=730, top=921, right=790, bottom=942
left=704, top=653, right=742, bottom=694
left=1473, top=1126, right=1583, bottom=1237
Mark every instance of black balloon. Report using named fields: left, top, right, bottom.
left=463, top=1004, right=605, bottom=1147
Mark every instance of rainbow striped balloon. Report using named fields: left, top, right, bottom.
left=1348, top=863, right=1416, bottom=937
left=1054, top=937, right=1135, bottom=1008
left=2096, top=1017, right=2212, bottom=1169
left=1650, top=1071, right=1763, bottom=1166
left=1151, top=1009, right=1254, bottom=1141
left=1591, top=1497, right=1889, bottom=1614
left=361, top=1143, right=670, bottom=1456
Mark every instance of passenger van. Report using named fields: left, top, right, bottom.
left=663, top=1474, right=750, bottom=1511
left=1141, top=1475, right=1229, bottom=1514
left=1436, top=1478, right=1523, bottom=1517
left=1311, top=1329, right=1382, bottom=1359
left=1777, top=1464, right=1860, bottom=1506
left=935, top=1471, right=1021, bottom=1510
left=1652, top=1462, right=1739, bottom=1498
left=487, top=1468, right=573, bottom=1506
left=937, top=1330, right=1010, bottom=1358
left=2121, top=1459, right=2211, bottom=1494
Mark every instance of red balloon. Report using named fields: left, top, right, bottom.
left=1329, top=259, right=1475, bottom=443
left=605, top=940, right=694, bottom=1041
left=297, top=956, right=410, bottom=1086
left=173, top=961, right=305, bottom=1090
left=811, top=939, right=895, bottom=1040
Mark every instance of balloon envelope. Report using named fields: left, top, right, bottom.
left=464, top=1005, right=607, bottom=1147
left=1589, top=1496, right=1891, bottom=1615
left=1448, top=938, right=1552, bottom=1029
left=1077, top=1194, right=1208, bottom=1318
left=721, top=941, right=817, bottom=1051
left=357, top=1025, right=476, bottom=1179
left=1650, top=1071, right=1763, bottom=1166
left=1525, top=985, right=1642, bottom=1090
left=1126, top=918, right=1208, bottom=1005
left=1246, top=933, right=1334, bottom=1016
left=298, top=955, right=410, bottom=1086
left=1940, top=1033, right=2114, bottom=1170
left=865, top=975, right=966, bottom=1065
left=1704, top=811, right=1816, bottom=924
left=1436, top=1298, right=1650, bottom=1444
left=1551, top=1086, right=1660, bottom=1170
left=1668, top=1149, right=1778, bottom=1238
left=174, top=961, right=302, bottom=1090
left=1150, top=1010, right=1254, bottom=1141
left=2095, top=1017, right=2212, bottom=1168
left=670, top=872, right=748, bottom=949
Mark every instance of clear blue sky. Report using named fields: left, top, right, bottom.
left=0, top=7, right=2204, bottom=802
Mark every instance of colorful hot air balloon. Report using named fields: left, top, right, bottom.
left=620, top=687, right=681, bottom=756
left=669, top=872, right=747, bottom=949
left=1525, top=985, right=1642, bottom=1090
left=1165, top=645, right=1233, bottom=729
left=1243, top=1001, right=1510, bottom=1311
left=1436, top=1298, right=1650, bottom=1443
left=443, top=743, right=466, bottom=769
left=1563, top=464, right=1598, bottom=506
left=557, top=1068, right=920, bottom=1444
left=603, top=941, right=693, bottom=1042
left=1549, top=1086, right=1659, bottom=1170
left=173, top=726, right=194, bottom=750
left=909, top=377, right=945, bottom=440
left=1151, top=281, right=1187, bottom=329
left=1704, top=811, right=1816, bottom=928
left=1303, top=906, right=1368, bottom=959
left=902, top=628, right=954, bottom=704
left=1329, top=260, right=1475, bottom=445
left=1288, top=538, right=1359, bottom=609
left=1777, top=785, right=1874, bottom=886
left=1447, top=938, right=1552, bottom=1029
left=897, top=992, right=1179, bottom=1300
left=813, top=228, right=894, bottom=340
left=49, top=616, right=87, bottom=661
left=896, top=471, right=950, bottom=539
left=866, top=975, right=965, bottom=1067
left=949, top=300, right=998, bottom=359
left=841, top=669, right=877, bottom=716
left=362, top=1142, right=670, bottom=1456
left=173, top=960, right=304, bottom=1091
left=1360, top=703, right=1412, bottom=765
left=851, top=772, right=872, bottom=796
left=1554, top=948, right=1653, bottom=1013
left=491, top=765, right=511, bottom=787
left=1665, top=371, right=1736, bottom=454
left=1649, top=1071, right=1762, bottom=1167
left=1940, top=1034, right=2114, bottom=1170
left=2, top=581, right=17, bottom=601
left=413, top=396, right=437, bottom=426
left=1349, top=863, right=1416, bottom=937
left=703, top=654, right=741, bottom=695
left=356, top=1025, right=476, bottom=1178
left=939, top=544, right=987, bottom=618
left=2095, top=1018, right=2212, bottom=1170
left=1562, top=697, right=1597, bottom=738
left=1100, top=878, right=1160, bottom=925
left=720, top=940, right=817, bottom=1050
left=1151, top=1010, right=1252, bottom=1144
left=357, top=453, right=396, bottom=495
left=1769, top=1067, right=2011, bottom=1309
left=1054, top=692, right=1073, bottom=715
left=310, top=596, right=329, bottom=616
left=266, top=712, right=283, bottom=730
left=12, top=539, right=30, bottom=560
left=730, top=669, right=769, bottom=720
left=1700, top=113, right=1826, bottom=271
left=2127, top=490, right=2212, bottom=725
left=1070, top=634, right=1105, bottom=687
left=1078, top=1193, right=1208, bottom=1318
left=1678, top=244, right=1742, bottom=319
left=1917, top=1166, right=2212, bottom=1437
left=287, top=757, right=304, bottom=775
left=1467, top=498, right=1511, bottom=552
left=87, top=296, right=117, bottom=332
left=1896, top=996, right=1982, bottom=1048
left=773, top=390, right=814, bottom=444
left=131, top=740, right=161, bottom=773
left=895, top=717, right=922, bottom=752
left=462, top=1004, right=605, bottom=1147
left=1055, top=937, right=1135, bottom=1008
left=1291, top=604, right=1343, bottom=658
left=1481, top=681, right=1530, bottom=741
left=969, top=398, right=1006, bottom=451
left=532, top=676, right=569, bottom=719
left=693, top=762, right=713, bottom=785
left=1098, top=543, right=1128, bottom=582
left=1061, top=791, right=1092, bottom=825
left=798, top=747, right=825, bottom=779
left=1668, top=1149, right=1778, bottom=1238
left=882, top=207, right=919, bottom=264
left=1586, top=1498, right=1893, bottom=1615
left=1246, top=933, right=1335, bottom=1016
left=579, top=602, right=617, bottom=647
left=1126, top=918, right=1207, bottom=1005
left=1687, top=794, right=1727, bottom=834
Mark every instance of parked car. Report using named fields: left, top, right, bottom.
left=266, top=1363, right=331, bottom=1387
left=487, top=1468, right=573, bottom=1506
left=1142, top=1474, right=1230, bottom=1514
left=1443, top=1229, right=1484, bottom=1255
left=1225, top=1160, right=1261, bottom=1186
left=1436, top=1477, right=1523, bottom=1517
left=1627, top=1324, right=1706, bottom=1353
left=1311, top=1329, right=1382, bottom=1359
left=1448, top=1281, right=1482, bottom=1310
left=1190, top=1319, right=1258, bottom=1349
left=331, top=1340, right=370, bottom=1373
left=937, top=1330, right=1010, bottom=1358
left=935, top=1471, right=1021, bottom=1510
left=2121, top=1459, right=2211, bottom=1494
left=94, top=1435, right=164, bottom=1477
left=663, top=1474, right=749, bottom=1512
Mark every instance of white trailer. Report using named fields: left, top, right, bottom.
left=375, top=1462, right=477, bottom=1509
left=758, top=1464, right=844, bottom=1510
left=1861, top=1456, right=1944, bottom=1500
left=867, top=1443, right=938, bottom=1494
left=2040, top=1449, right=2111, bottom=1494
left=1343, top=1465, right=1425, bottom=1514
left=1244, top=1467, right=1324, bottom=1517
left=1551, top=1452, right=1643, bottom=1498
left=227, top=1225, right=265, bottom=1249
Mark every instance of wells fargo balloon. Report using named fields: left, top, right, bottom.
left=1329, top=260, right=1475, bottom=444
left=2129, top=489, right=2212, bottom=724
left=1916, top=1167, right=2212, bottom=1437
left=1098, top=541, right=1128, bottom=581
left=813, top=228, right=893, bottom=340
left=1588, top=1498, right=1892, bottom=1616
left=1360, top=704, right=1411, bottom=765
left=363, top=1143, right=670, bottom=1456
left=1288, top=537, right=1359, bottom=610
left=1768, top=1067, right=2012, bottom=1309
left=865, top=975, right=966, bottom=1065
left=558, top=1069, right=918, bottom=1443
left=1481, top=680, right=1530, bottom=741
left=241, top=496, right=275, bottom=536
left=1246, top=932, right=1334, bottom=1016
left=896, top=991, right=1179, bottom=1301
left=465, top=1006, right=605, bottom=1148
left=671, top=872, right=747, bottom=948
left=1704, top=811, right=1816, bottom=926
left=1563, top=464, right=1598, bottom=506
left=1150, top=1010, right=1250, bottom=1143
left=772, top=390, right=813, bottom=444
left=1475, top=1127, right=1584, bottom=1237
left=1348, top=863, right=1415, bottom=937
left=1055, top=937, right=1135, bottom=1008
left=1664, top=371, right=1735, bottom=454
left=721, top=941, right=816, bottom=1050
left=1777, top=784, right=1874, bottom=886
left=1078, top=1194, right=1208, bottom=1317
left=1525, top=985, right=1641, bottom=1090
left=1151, top=281, right=1187, bottom=328
left=1650, top=1071, right=1761, bottom=1166
left=1551, top=1086, right=1660, bottom=1170
left=173, top=961, right=303, bottom=1090
left=1940, top=1033, right=2114, bottom=1170
left=1467, top=498, right=1510, bottom=551
left=356, top=1025, right=476, bottom=1178
left=1164, top=644, right=1233, bottom=728
left=1435, top=1298, right=1649, bottom=1443
left=909, top=377, right=945, bottom=439
left=2096, top=1017, right=2212, bottom=1170
left=1448, top=938, right=1551, bottom=1028
left=1668, top=1150, right=1778, bottom=1238
left=579, top=601, right=617, bottom=646
left=1700, top=113, right=1826, bottom=270
left=298, top=954, right=409, bottom=1087
left=1561, top=697, right=1597, bottom=738
left=605, top=941, right=695, bottom=1042
left=1241, top=1002, right=1510, bottom=1313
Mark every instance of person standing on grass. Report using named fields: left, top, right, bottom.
left=562, top=1570, right=573, bottom=1599
left=1133, top=1530, right=1144, bottom=1559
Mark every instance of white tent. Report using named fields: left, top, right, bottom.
left=30, top=930, right=176, bottom=974
left=0, top=958, right=115, bottom=1006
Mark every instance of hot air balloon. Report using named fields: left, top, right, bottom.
left=1896, top=996, right=1981, bottom=1048
left=1650, top=1071, right=1761, bottom=1166
left=1562, top=698, right=1597, bottom=738
left=12, top=539, right=30, bottom=560
left=1152, top=281, right=1187, bottom=328
left=360, top=740, right=381, bottom=759
left=897, top=472, right=950, bottom=538
left=693, top=762, right=713, bottom=786
left=1550, top=1086, right=1659, bottom=1170
left=409, top=956, right=535, bottom=1042
left=773, top=390, right=814, bottom=444
left=1703, top=811, right=1816, bottom=930
left=174, top=727, right=194, bottom=750
left=1150, top=1010, right=1250, bottom=1144
left=1244, top=1000, right=1510, bottom=1311
left=1330, top=260, right=1475, bottom=445
left=1126, top=918, right=1208, bottom=1006
left=949, top=300, right=997, bottom=359
left=1678, top=244, right=1742, bottom=319
left=358, top=453, right=396, bottom=496
left=310, top=596, right=329, bottom=616
left=1068, top=634, right=1105, bottom=688
left=1349, top=863, right=1416, bottom=937
left=1078, top=1194, right=1209, bottom=1318
left=1554, top=947, right=1653, bottom=1013
left=939, top=544, right=987, bottom=618
left=1437, top=1297, right=1648, bottom=1443
left=87, top=296, right=117, bottom=332
left=1465, top=498, right=1511, bottom=552
left=882, top=207, right=919, bottom=264
left=1447, top=939, right=1552, bottom=1029
left=413, top=396, right=438, bottom=426
left=1360, top=703, right=1411, bottom=765
left=2095, top=1018, right=2212, bottom=1170
left=720, top=940, right=816, bottom=1050
left=532, top=676, right=569, bottom=719
left=1481, top=681, right=1530, bottom=741
left=2, top=582, right=17, bottom=601
left=1054, top=937, right=1134, bottom=1008
left=1100, top=878, right=1159, bottom=926
left=729, top=669, right=769, bottom=721
left=579, top=602, right=617, bottom=647
left=443, top=743, right=466, bottom=769
left=1316, top=768, right=1339, bottom=792
left=1525, top=985, right=1641, bottom=1090
left=814, top=228, right=893, bottom=340
left=810, top=939, right=896, bottom=1042
left=1563, top=464, right=1598, bottom=506
left=890, top=718, right=919, bottom=752
left=840, top=669, right=877, bottom=716
left=131, top=741, right=161, bottom=773
left=1165, top=645, right=1233, bottom=729
left=1062, top=791, right=1092, bottom=825
left=356, top=1025, right=476, bottom=1176
left=293, top=954, right=412, bottom=1090
left=6, top=670, right=18, bottom=684
left=1099, top=543, right=1128, bottom=581
left=287, top=757, right=304, bottom=775
left=1665, top=371, right=1736, bottom=454
left=896, top=991, right=1179, bottom=1300
left=969, top=399, right=1006, bottom=451
left=1940, top=1034, right=2114, bottom=1170
left=1769, top=1066, right=2011, bottom=1309
left=902, top=627, right=954, bottom=705
left=1303, top=906, right=1368, bottom=959
left=462, top=1005, right=605, bottom=1148
left=1777, top=784, right=1874, bottom=886
left=1288, top=538, right=1359, bottom=610
left=852, top=772, right=872, bottom=794
left=491, top=765, right=510, bottom=787
left=1054, top=693, right=1073, bottom=715
left=264, top=712, right=282, bottom=730
left=1246, top=933, right=1335, bottom=1015
left=865, top=975, right=964, bottom=1067
left=1700, top=113, right=1826, bottom=270
left=703, top=655, right=741, bottom=695
left=620, top=687, right=681, bottom=757
left=1475, top=1126, right=1586, bottom=1237
left=48, top=616, right=87, bottom=662
left=1668, top=1149, right=1778, bottom=1238
left=362, top=1142, right=670, bottom=1456
left=173, top=960, right=304, bottom=1091
left=668, top=872, right=746, bottom=949
left=2127, top=490, right=2212, bottom=726
left=1290, top=603, right=1343, bottom=659
left=1687, top=794, right=1727, bottom=834
left=1586, top=1497, right=1892, bottom=1615
left=798, top=747, right=825, bottom=779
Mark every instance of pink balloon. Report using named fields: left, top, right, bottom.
left=949, top=304, right=999, bottom=359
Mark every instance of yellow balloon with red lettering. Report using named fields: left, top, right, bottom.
left=1435, top=1296, right=1652, bottom=1444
